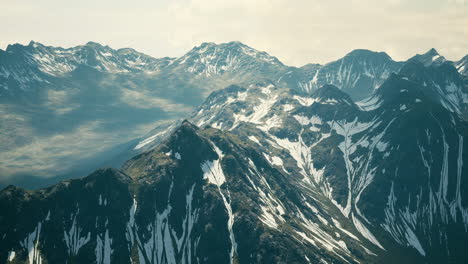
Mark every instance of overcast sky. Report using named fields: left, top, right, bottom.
left=1, top=0, right=467, bottom=66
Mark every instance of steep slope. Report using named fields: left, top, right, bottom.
left=409, top=48, right=447, bottom=67
left=198, top=81, right=468, bottom=263
left=0, top=121, right=382, bottom=264
left=353, top=73, right=468, bottom=262
left=456, top=55, right=468, bottom=76
left=135, top=60, right=468, bottom=262
left=401, top=60, right=468, bottom=119
left=166, top=41, right=284, bottom=78
left=278, top=49, right=403, bottom=101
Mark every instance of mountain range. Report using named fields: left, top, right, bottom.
left=2, top=40, right=467, bottom=189
left=0, top=40, right=467, bottom=263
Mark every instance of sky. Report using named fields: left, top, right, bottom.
left=1, top=0, right=467, bottom=66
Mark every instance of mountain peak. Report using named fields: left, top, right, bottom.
left=85, top=41, right=104, bottom=47
left=399, top=58, right=462, bottom=85
left=313, top=84, right=346, bottom=97
left=123, top=120, right=218, bottom=180
left=5, top=42, right=30, bottom=52
left=345, top=49, right=392, bottom=60
left=196, top=41, right=248, bottom=49
left=196, top=41, right=216, bottom=48
left=170, top=41, right=283, bottom=76
left=85, top=167, right=131, bottom=184
left=409, top=48, right=446, bottom=67
left=189, top=41, right=256, bottom=55
left=169, top=120, right=201, bottom=144
left=314, top=84, right=342, bottom=94
left=117, top=47, right=138, bottom=54
left=426, top=48, right=439, bottom=56
left=28, top=40, right=41, bottom=48
left=180, top=119, right=198, bottom=130
left=225, top=40, right=249, bottom=47
left=375, top=68, right=454, bottom=112
left=311, top=84, right=355, bottom=106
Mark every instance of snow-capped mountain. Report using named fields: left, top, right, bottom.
left=3, top=76, right=467, bottom=263
left=409, top=48, right=447, bottom=67
left=365, top=59, right=468, bottom=118
left=166, top=41, right=284, bottom=78
left=0, top=41, right=406, bottom=100
left=129, top=57, right=468, bottom=263
left=4, top=41, right=174, bottom=75
left=0, top=41, right=174, bottom=95
left=278, top=49, right=403, bottom=101
left=2, top=41, right=468, bottom=263
left=1, top=41, right=412, bottom=188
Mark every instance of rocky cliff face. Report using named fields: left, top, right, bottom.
left=1, top=121, right=386, bottom=264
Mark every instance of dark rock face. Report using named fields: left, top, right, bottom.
left=1, top=121, right=381, bottom=264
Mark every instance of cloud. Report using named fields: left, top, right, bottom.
left=120, top=88, right=194, bottom=112
left=0, top=118, right=171, bottom=179
left=0, top=121, right=109, bottom=177
left=45, top=89, right=80, bottom=115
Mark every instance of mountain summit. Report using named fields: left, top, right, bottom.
left=409, top=48, right=447, bottom=67
left=164, top=41, right=285, bottom=83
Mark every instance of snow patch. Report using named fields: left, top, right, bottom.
left=201, top=141, right=237, bottom=263
left=135, top=130, right=167, bottom=150
left=293, top=115, right=322, bottom=126
left=64, top=211, right=91, bottom=256
left=7, top=251, right=15, bottom=262
left=293, top=95, right=317, bottom=106
left=248, top=136, right=260, bottom=144
left=357, top=96, right=382, bottom=111
left=352, top=214, right=385, bottom=250
left=20, top=222, right=43, bottom=264
left=96, top=229, right=113, bottom=264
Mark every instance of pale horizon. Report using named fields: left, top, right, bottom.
left=1, top=0, right=467, bottom=66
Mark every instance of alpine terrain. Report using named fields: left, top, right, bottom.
left=0, top=41, right=467, bottom=263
